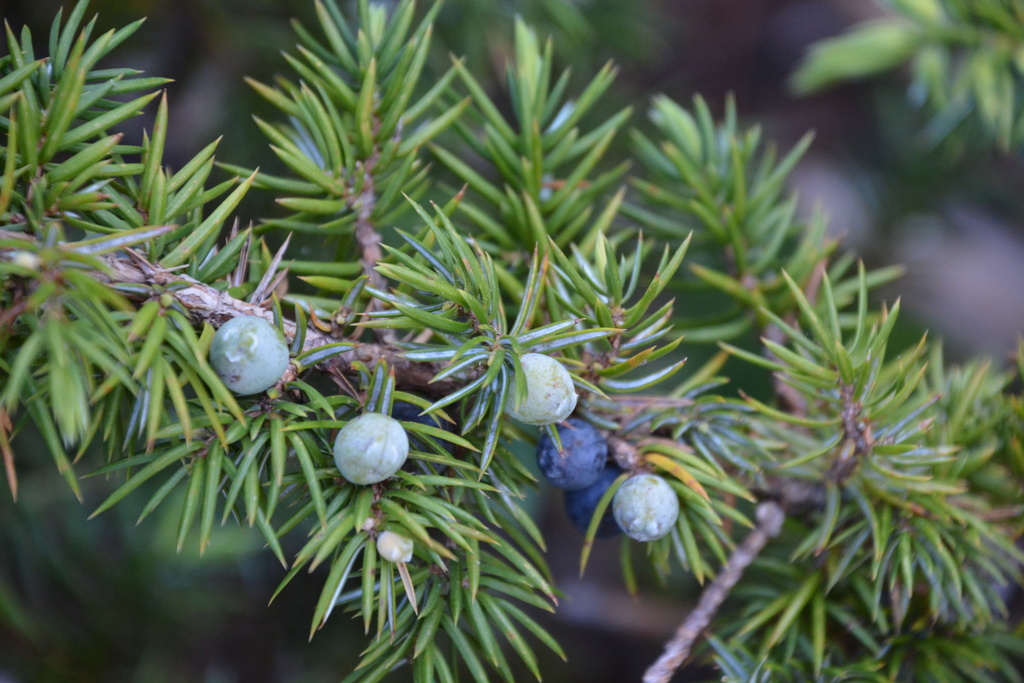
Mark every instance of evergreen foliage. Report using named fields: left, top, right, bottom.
left=1, top=0, right=1022, bottom=680
left=792, top=0, right=1024, bottom=150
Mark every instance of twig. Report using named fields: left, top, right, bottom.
left=0, top=233, right=511, bottom=399
left=760, top=259, right=827, bottom=419
left=83, top=248, right=472, bottom=397
left=838, top=382, right=872, bottom=458
left=826, top=382, right=872, bottom=483
left=351, top=146, right=396, bottom=346
left=763, top=320, right=807, bottom=417
left=353, top=155, right=386, bottom=295
left=642, top=501, right=785, bottom=683
left=0, top=408, right=16, bottom=501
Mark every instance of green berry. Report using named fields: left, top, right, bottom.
left=209, top=316, right=290, bottom=395
left=333, top=413, right=409, bottom=485
left=612, top=473, right=679, bottom=542
left=505, top=353, right=578, bottom=425
left=376, top=530, right=414, bottom=563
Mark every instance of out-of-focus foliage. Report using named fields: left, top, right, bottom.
left=793, top=0, right=1024, bottom=150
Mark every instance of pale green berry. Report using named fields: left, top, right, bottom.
left=209, top=316, right=290, bottom=395
left=376, top=530, right=414, bottom=563
left=612, top=474, right=679, bottom=542
left=333, top=413, right=409, bottom=485
left=505, top=353, right=578, bottom=425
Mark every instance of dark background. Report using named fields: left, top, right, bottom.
left=2, top=1, right=1023, bottom=681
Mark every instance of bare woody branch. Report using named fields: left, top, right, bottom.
left=85, top=246, right=468, bottom=397
left=642, top=501, right=786, bottom=683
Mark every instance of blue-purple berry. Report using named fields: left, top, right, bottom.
left=390, top=401, right=443, bottom=429
left=563, top=464, right=624, bottom=538
left=391, top=400, right=452, bottom=453
left=536, top=418, right=608, bottom=490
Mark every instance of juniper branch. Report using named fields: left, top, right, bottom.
left=350, top=138, right=397, bottom=347
left=642, top=501, right=786, bottom=683
left=0, top=231, right=461, bottom=396
left=827, top=382, right=873, bottom=484
left=352, top=155, right=387, bottom=302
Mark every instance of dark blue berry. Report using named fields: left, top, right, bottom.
left=391, top=400, right=450, bottom=452
left=564, top=464, right=624, bottom=538
left=391, top=401, right=444, bottom=429
left=536, top=418, right=608, bottom=490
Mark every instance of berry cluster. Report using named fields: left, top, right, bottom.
left=210, top=328, right=681, bottom=553
left=536, top=419, right=679, bottom=542
left=209, top=317, right=427, bottom=562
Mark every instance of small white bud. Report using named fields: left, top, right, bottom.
left=376, top=530, right=414, bottom=563
left=10, top=251, right=41, bottom=271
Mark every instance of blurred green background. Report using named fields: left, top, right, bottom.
left=3, top=1, right=1023, bottom=681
